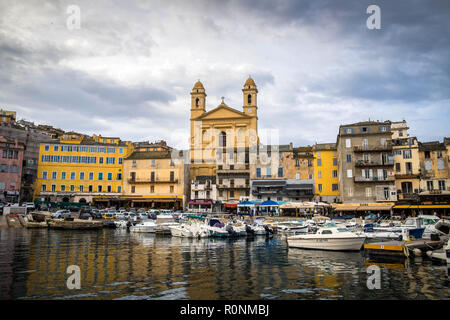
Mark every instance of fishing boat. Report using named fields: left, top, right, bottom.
left=287, top=223, right=366, bottom=251
left=129, top=220, right=157, bottom=233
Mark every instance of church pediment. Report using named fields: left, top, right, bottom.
left=194, top=104, right=250, bottom=120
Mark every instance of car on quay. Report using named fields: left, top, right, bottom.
left=22, top=202, right=36, bottom=210
left=51, top=210, right=71, bottom=219
left=102, top=212, right=115, bottom=220
left=79, top=212, right=94, bottom=220
left=90, top=209, right=102, bottom=219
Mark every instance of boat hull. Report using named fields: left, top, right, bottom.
left=287, top=236, right=366, bottom=251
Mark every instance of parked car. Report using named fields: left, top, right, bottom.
left=52, top=210, right=71, bottom=219
left=128, top=212, right=137, bottom=221
left=79, top=212, right=94, bottom=220
left=102, top=212, right=115, bottom=220
left=90, top=209, right=102, bottom=219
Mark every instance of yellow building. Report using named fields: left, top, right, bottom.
left=0, top=109, right=16, bottom=123
left=122, top=150, right=189, bottom=209
left=34, top=133, right=133, bottom=205
left=313, top=143, right=339, bottom=203
left=189, top=77, right=259, bottom=203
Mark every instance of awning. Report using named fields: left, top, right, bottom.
left=225, top=203, right=238, bottom=208
left=357, top=206, right=393, bottom=211
left=238, top=201, right=255, bottom=207
left=260, top=200, right=279, bottom=206
left=394, top=204, right=450, bottom=209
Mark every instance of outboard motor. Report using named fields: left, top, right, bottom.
left=246, top=225, right=255, bottom=237
left=226, top=223, right=235, bottom=236
left=263, top=225, right=274, bottom=237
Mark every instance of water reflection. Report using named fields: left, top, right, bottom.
left=0, top=228, right=448, bottom=300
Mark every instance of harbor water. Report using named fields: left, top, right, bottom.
left=0, top=228, right=448, bottom=300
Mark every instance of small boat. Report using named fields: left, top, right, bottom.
left=114, top=220, right=129, bottom=229
left=426, top=241, right=449, bottom=263
left=275, top=220, right=309, bottom=235
left=129, top=220, right=157, bottom=233
left=287, top=223, right=366, bottom=251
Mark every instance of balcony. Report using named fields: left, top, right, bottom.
left=128, top=178, right=178, bottom=184
left=217, top=184, right=249, bottom=189
left=354, top=176, right=394, bottom=183
left=191, top=184, right=212, bottom=191
left=353, top=143, right=392, bottom=152
left=217, top=167, right=250, bottom=175
left=355, top=160, right=394, bottom=167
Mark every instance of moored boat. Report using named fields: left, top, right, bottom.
left=287, top=223, right=366, bottom=251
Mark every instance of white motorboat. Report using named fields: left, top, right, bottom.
left=245, top=224, right=267, bottom=236
left=426, top=241, right=450, bottom=263
left=287, top=223, right=366, bottom=251
left=129, top=220, right=157, bottom=233
left=114, top=220, right=129, bottom=228
left=275, top=220, right=309, bottom=235
left=169, top=224, right=194, bottom=238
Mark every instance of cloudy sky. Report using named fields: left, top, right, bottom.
left=1, top=0, right=449, bottom=149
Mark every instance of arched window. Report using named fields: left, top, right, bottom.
left=247, top=94, right=251, bottom=104
left=195, top=98, right=200, bottom=107
left=219, top=131, right=226, bottom=147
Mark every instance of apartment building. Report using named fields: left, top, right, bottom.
left=313, top=143, right=339, bottom=203
left=337, top=121, right=396, bottom=203
left=418, top=141, right=449, bottom=193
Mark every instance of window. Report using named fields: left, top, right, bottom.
left=332, top=170, right=338, bottom=178
left=345, top=128, right=353, bottom=134
left=42, top=184, right=47, bottom=192
left=365, top=187, right=372, bottom=198
left=98, top=172, right=103, bottom=180
left=345, top=139, right=351, bottom=148
left=348, top=187, right=353, bottom=197
left=98, top=185, right=103, bottom=192
left=42, top=171, right=48, bottom=179
left=220, top=131, right=226, bottom=147
left=89, top=172, right=94, bottom=180
left=318, top=170, right=322, bottom=178
left=151, top=171, right=155, bottom=182
left=347, top=169, right=352, bottom=178
left=278, top=167, right=283, bottom=177
left=117, top=173, right=122, bottom=180
left=395, top=163, right=401, bottom=172
left=318, top=184, right=322, bottom=192
left=52, top=171, right=57, bottom=179
left=346, top=154, right=352, bottom=163
left=332, top=184, right=339, bottom=191
left=54, top=145, right=58, bottom=151
left=437, top=160, right=444, bottom=170
left=362, top=138, right=368, bottom=147
left=107, top=185, right=112, bottom=192
left=427, top=181, right=433, bottom=191
left=150, top=186, right=154, bottom=193
left=99, top=157, right=104, bottom=164
left=425, top=160, right=432, bottom=171
left=118, top=158, right=123, bottom=164
left=295, top=159, right=300, bottom=166
left=317, top=159, right=322, bottom=166
left=44, top=145, right=49, bottom=151
left=247, top=94, right=251, bottom=104
left=361, top=127, right=369, bottom=133
left=70, top=185, right=75, bottom=192
left=151, top=159, right=156, bottom=167
left=119, top=147, right=123, bottom=154
left=308, top=160, right=312, bottom=167
left=107, top=173, right=112, bottom=181
left=438, top=180, right=446, bottom=191
left=333, top=158, right=338, bottom=166
left=256, top=168, right=261, bottom=178
left=403, top=150, right=412, bottom=159
left=437, top=150, right=442, bottom=158
left=170, top=171, right=175, bottom=181
left=80, top=172, right=84, bottom=180
left=88, top=185, right=93, bottom=192
left=230, top=190, right=234, bottom=198
left=51, top=185, right=56, bottom=192
left=117, top=186, right=121, bottom=193
left=70, top=172, right=76, bottom=180
left=295, top=173, right=300, bottom=180
left=266, top=167, right=272, bottom=177
left=170, top=186, right=174, bottom=193
left=424, top=151, right=430, bottom=159
left=61, top=172, right=66, bottom=180
left=79, top=185, right=84, bottom=192
left=379, top=126, right=388, bottom=132
left=61, top=185, right=66, bottom=192
left=133, top=160, right=137, bottom=167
